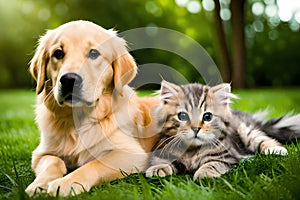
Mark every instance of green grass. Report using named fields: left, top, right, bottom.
left=0, top=89, right=300, bottom=200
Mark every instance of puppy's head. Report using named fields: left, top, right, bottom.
left=30, top=20, right=137, bottom=107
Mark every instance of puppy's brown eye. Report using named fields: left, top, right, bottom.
left=88, top=49, right=100, bottom=59
left=53, top=49, right=64, bottom=59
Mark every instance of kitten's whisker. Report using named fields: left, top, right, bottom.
left=154, top=135, right=177, bottom=151
left=158, top=136, right=182, bottom=159
left=209, top=138, right=233, bottom=163
left=170, top=137, right=182, bottom=151
left=156, top=138, right=175, bottom=157
left=212, top=138, right=222, bottom=147
left=209, top=138, right=226, bottom=153
left=160, top=137, right=179, bottom=155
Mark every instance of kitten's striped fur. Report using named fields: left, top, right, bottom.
left=146, top=81, right=300, bottom=180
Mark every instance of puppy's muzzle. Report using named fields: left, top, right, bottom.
left=58, top=73, right=92, bottom=106
left=60, top=73, right=83, bottom=95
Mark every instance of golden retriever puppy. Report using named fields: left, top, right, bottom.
left=25, top=20, right=159, bottom=196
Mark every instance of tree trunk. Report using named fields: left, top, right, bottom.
left=230, top=0, right=246, bottom=88
left=213, top=0, right=232, bottom=83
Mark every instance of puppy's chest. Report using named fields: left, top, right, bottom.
left=55, top=119, right=113, bottom=168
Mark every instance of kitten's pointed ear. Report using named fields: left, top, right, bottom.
left=209, top=83, right=238, bottom=105
left=160, top=80, right=181, bottom=104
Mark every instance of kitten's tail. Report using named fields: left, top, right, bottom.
left=262, top=113, right=300, bottom=143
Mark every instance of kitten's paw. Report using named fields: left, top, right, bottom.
left=193, top=169, right=207, bottom=180
left=146, top=164, right=174, bottom=178
left=264, top=146, right=288, bottom=156
left=193, top=164, right=224, bottom=180
left=193, top=169, right=220, bottom=180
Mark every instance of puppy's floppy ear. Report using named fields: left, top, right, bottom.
left=29, top=32, right=50, bottom=94
left=112, top=51, right=137, bottom=94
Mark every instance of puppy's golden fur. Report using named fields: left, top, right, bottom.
left=26, top=20, right=159, bottom=196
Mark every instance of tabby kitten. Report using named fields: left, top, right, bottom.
left=146, top=81, right=300, bottom=180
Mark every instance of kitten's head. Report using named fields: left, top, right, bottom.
left=157, top=80, right=238, bottom=148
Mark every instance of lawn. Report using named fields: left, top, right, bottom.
left=0, top=89, right=300, bottom=200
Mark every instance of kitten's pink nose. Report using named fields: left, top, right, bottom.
left=191, top=127, right=201, bottom=135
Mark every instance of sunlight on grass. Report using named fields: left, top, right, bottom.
left=0, top=90, right=36, bottom=123
left=0, top=89, right=300, bottom=200
left=232, top=88, right=300, bottom=117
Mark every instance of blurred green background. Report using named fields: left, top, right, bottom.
left=0, top=0, right=300, bottom=89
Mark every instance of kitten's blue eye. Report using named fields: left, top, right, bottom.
left=88, top=49, right=100, bottom=59
left=178, top=112, right=190, bottom=121
left=203, top=112, right=213, bottom=122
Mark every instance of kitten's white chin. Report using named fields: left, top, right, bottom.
left=183, top=131, right=217, bottom=148
left=186, top=138, right=205, bottom=147
left=183, top=132, right=216, bottom=148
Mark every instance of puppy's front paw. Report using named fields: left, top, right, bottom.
left=47, top=177, right=89, bottom=196
left=146, top=164, right=174, bottom=178
left=25, top=181, right=47, bottom=197
left=264, top=146, right=288, bottom=156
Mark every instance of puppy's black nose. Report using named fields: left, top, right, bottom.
left=60, top=73, right=83, bottom=93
